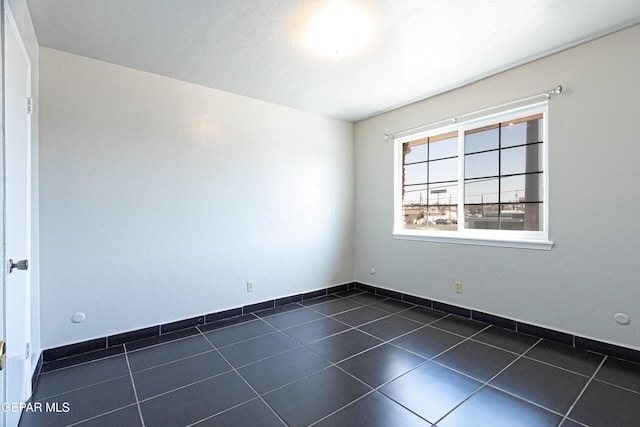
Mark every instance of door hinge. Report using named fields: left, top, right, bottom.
left=26, top=342, right=31, bottom=359
left=27, top=97, right=33, bottom=115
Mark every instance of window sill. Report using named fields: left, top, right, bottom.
left=392, top=230, right=554, bottom=251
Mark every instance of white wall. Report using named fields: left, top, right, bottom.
left=38, top=23, right=640, bottom=352
left=39, top=48, right=354, bottom=349
left=355, top=25, right=640, bottom=350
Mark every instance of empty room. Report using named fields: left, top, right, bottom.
left=2, top=0, right=640, bottom=426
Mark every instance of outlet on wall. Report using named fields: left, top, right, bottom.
left=247, top=281, right=254, bottom=292
left=454, top=281, right=462, bottom=294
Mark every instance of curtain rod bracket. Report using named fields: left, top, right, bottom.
left=546, top=84, right=563, bottom=98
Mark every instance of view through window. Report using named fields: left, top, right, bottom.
left=396, top=103, right=549, bottom=246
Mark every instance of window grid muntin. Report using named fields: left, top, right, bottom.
left=395, top=102, right=549, bottom=244
left=463, top=116, right=544, bottom=232
left=460, top=110, right=545, bottom=233
left=401, top=132, right=458, bottom=231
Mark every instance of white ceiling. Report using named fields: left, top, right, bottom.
left=26, top=0, right=640, bottom=122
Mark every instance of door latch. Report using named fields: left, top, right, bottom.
left=9, top=259, right=28, bottom=273
left=0, top=341, right=5, bottom=371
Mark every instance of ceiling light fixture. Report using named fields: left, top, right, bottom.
left=307, top=0, right=369, bottom=60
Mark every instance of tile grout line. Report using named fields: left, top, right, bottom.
left=459, top=337, right=607, bottom=422
left=135, top=369, right=237, bottom=404
left=65, top=404, right=140, bottom=427
left=129, top=348, right=218, bottom=374
left=270, top=299, right=428, bottom=367
left=35, top=289, right=631, bottom=426
left=292, top=295, right=449, bottom=352
left=307, top=390, right=380, bottom=427
left=517, top=352, right=605, bottom=379
left=359, top=322, right=498, bottom=422
left=468, top=350, right=606, bottom=423
left=124, top=329, right=205, bottom=354
left=248, top=295, right=451, bottom=425
left=220, top=343, right=305, bottom=372
left=591, top=377, right=640, bottom=396
left=250, top=299, right=405, bottom=424
left=182, top=397, right=279, bottom=427
left=380, top=318, right=489, bottom=370
left=123, top=347, right=146, bottom=427
left=31, top=374, right=132, bottom=402
left=289, top=295, right=463, bottom=395
left=425, top=318, right=612, bottom=381
left=302, top=294, right=388, bottom=318
left=28, top=357, right=148, bottom=425
left=123, top=317, right=559, bottom=427
left=39, top=351, right=125, bottom=375
left=282, top=292, right=630, bottom=425
left=40, top=292, right=384, bottom=376
left=196, top=326, right=289, bottom=426
left=560, top=355, right=608, bottom=426
left=377, top=318, right=531, bottom=424
left=130, top=325, right=254, bottom=404
left=330, top=307, right=462, bottom=424
left=431, top=337, right=547, bottom=425
left=41, top=284, right=640, bottom=369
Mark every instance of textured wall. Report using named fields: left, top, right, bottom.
left=39, top=48, right=354, bottom=348
left=354, top=25, right=640, bottom=350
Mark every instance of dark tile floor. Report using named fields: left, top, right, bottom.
left=20, top=289, right=640, bottom=426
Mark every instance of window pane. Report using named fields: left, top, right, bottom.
left=464, top=178, right=498, bottom=204
left=500, top=174, right=544, bottom=203
left=501, top=115, right=543, bottom=148
left=403, top=184, right=427, bottom=206
left=403, top=163, right=427, bottom=186
left=522, top=203, right=543, bottom=231
left=402, top=206, right=426, bottom=230
left=497, top=206, right=526, bottom=230
left=397, top=107, right=546, bottom=238
left=500, top=174, right=543, bottom=203
left=465, top=125, right=498, bottom=154
left=428, top=205, right=457, bottom=231
left=499, top=175, right=524, bottom=203
left=465, top=151, right=498, bottom=179
left=498, top=203, right=543, bottom=231
left=429, top=135, right=458, bottom=160
left=404, top=140, right=427, bottom=164
left=500, top=144, right=543, bottom=175
left=465, top=204, right=499, bottom=230
left=428, top=184, right=458, bottom=206
left=402, top=184, right=427, bottom=230
left=429, top=157, right=457, bottom=182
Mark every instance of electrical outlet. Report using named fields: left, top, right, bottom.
left=247, top=281, right=254, bottom=292
left=454, top=281, right=462, bottom=294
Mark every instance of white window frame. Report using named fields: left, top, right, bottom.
left=393, top=101, right=553, bottom=250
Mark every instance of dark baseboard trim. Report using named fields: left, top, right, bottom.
left=43, top=282, right=355, bottom=363
left=42, top=281, right=640, bottom=365
left=353, top=282, right=640, bottom=364
left=31, top=352, right=43, bottom=390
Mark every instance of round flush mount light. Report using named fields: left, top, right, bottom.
left=307, top=0, right=370, bottom=60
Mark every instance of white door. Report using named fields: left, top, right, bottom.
left=2, top=3, right=33, bottom=427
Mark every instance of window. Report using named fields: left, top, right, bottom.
left=394, top=102, right=552, bottom=250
